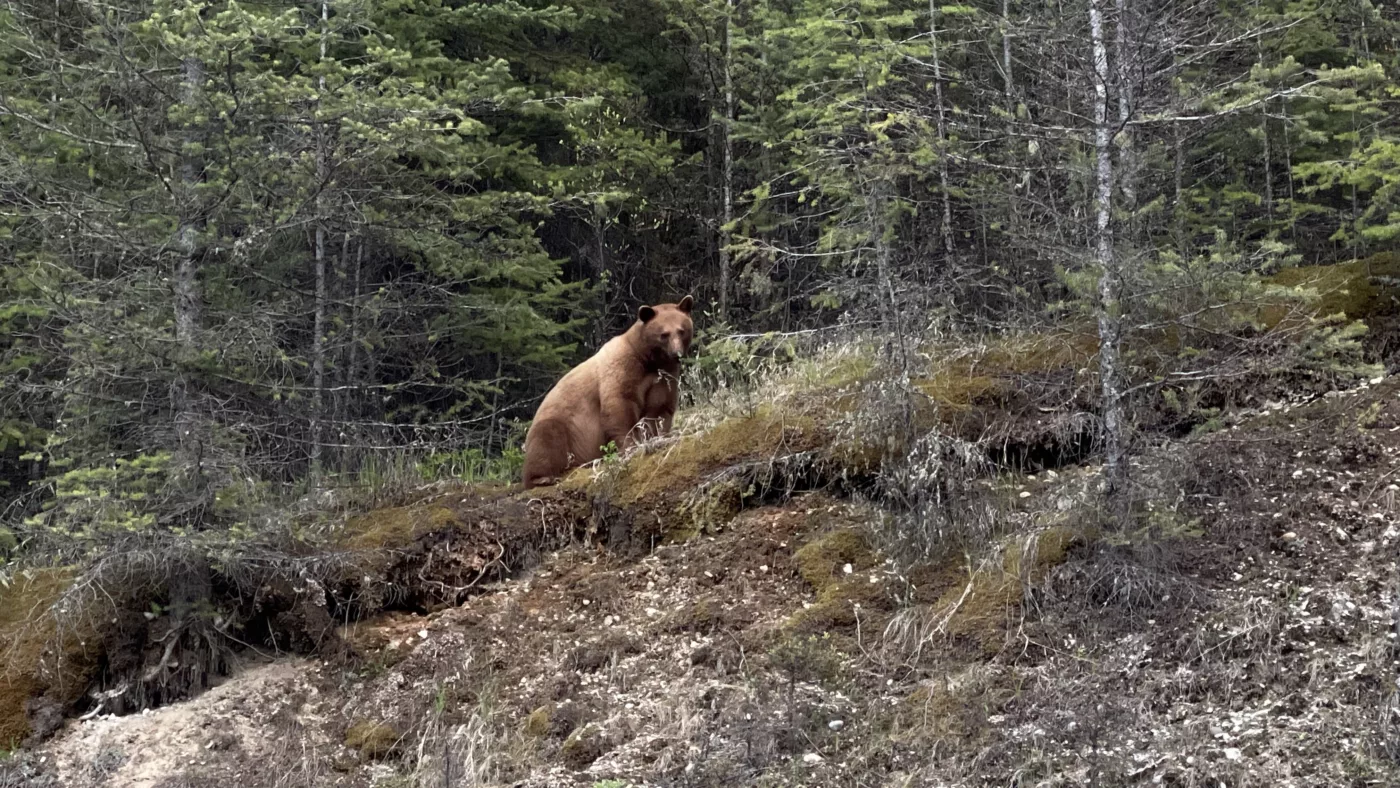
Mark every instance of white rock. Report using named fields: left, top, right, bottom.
left=828, top=720, right=845, bottom=731
left=418, top=629, right=428, bottom=640
left=1223, top=747, right=1242, bottom=761
left=803, top=753, right=824, bottom=764
left=1019, top=491, right=1032, bottom=498
left=1281, top=531, right=1297, bottom=542
left=842, top=563, right=853, bottom=574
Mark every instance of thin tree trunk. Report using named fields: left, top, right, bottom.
left=719, top=0, right=736, bottom=320
left=309, top=0, right=330, bottom=486
left=173, top=51, right=205, bottom=502
left=1090, top=0, right=1128, bottom=525
left=1173, top=120, right=1186, bottom=257
left=929, top=0, right=954, bottom=257
left=1001, top=0, right=1014, bottom=102
left=1114, top=0, right=1135, bottom=215
left=347, top=238, right=363, bottom=468
left=1282, top=100, right=1296, bottom=243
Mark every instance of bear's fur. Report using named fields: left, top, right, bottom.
left=521, top=296, right=696, bottom=489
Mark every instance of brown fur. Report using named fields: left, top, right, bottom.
left=522, top=297, right=696, bottom=489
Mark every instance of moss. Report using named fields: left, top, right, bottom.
left=890, top=673, right=1015, bottom=744
left=0, top=567, right=84, bottom=745
left=345, top=719, right=400, bottom=759
left=560, top=723, right=607, bottom=769
left=929, top=525, right=1088, bottom=655
left=340, top=503, right=458, bottom=550
left=1263, top=253, right=1400, bottom=327
left=787, top=529, right=891, bottom=633
left=608, top=407, right=824, bottom=508
left=793, top=530, right=877, bottom=593
left=523, top=705, right=552, bottom=738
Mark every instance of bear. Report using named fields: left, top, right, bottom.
left=521, top=296, right=696, bottom=489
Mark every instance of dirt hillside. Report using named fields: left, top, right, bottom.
left=7, top=371, right=1400, bottom=787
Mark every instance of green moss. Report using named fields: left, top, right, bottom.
left=340, top=504, right=458, bottom=550
left=793, top=530, right=877, bottom=593
left=345, top=719, right=400, bottom=758
left=787, top=529, right=891, bottom=633
left=608, top=407, right=824, bottom=507
left=1263, top=252, right=1400, bottom=328
left=523, top=705, right=552, bottom=738
left=560, top=723, right=606, bottom=769
left=930, top=525, right=1087, bottom=654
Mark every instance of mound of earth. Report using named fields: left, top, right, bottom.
left=9, top=379, right=1400, bottom=786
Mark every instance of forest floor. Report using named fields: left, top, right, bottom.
left=11, top=372, right=1400, bottom=787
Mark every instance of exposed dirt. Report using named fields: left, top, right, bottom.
left=11, top=379, right=1400, bottom=787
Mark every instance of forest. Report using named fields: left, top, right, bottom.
left=2, top=0, right=1397, bottom=534
left=2, top=0, right=1400, bottom=783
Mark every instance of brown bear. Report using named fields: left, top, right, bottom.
left=521, top=296, right=696, bottom=489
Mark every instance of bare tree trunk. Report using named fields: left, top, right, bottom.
left=1173, top=120, right=1186, bottom=257
left=172, top=51, right=206, bottom=505
left=928, top=0, right=954, bottom=257
left=718, top=0, right=736, bottom=320
left=1090, top=0, right=1128, bottom=525
left=309, top=0, right=330, bottom=487
left=1113, top=0, right=1136, bottom=215
left=1001, top=0, right=1014, bottom=101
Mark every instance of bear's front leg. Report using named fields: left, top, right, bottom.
left=600, top=400, right=643, bottom=455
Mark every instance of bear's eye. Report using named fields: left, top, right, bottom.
left=660, top=331, right=671, bottom=339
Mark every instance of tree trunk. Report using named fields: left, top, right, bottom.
left=719, top=0, right=736, bottom=320
left=309, top=0, right=330, bottom=487
left=928, top=0, right=954, bottom=257
left=172, top=51, right=206, bottom=506
left=1089, top=0, right=1128, bottom=525
left=1113, top=0, right=1136, bottom=216
left=1001, top=0, right=1014, bottom=102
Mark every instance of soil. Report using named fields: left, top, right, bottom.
left=11, top=378, right=1400, bottom=787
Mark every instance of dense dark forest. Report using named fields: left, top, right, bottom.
left=1, top=0, right=1397, bottom=540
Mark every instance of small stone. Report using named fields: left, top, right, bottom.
left=1223, top=747, right=1242, bottom=762
left=842, top=563, right=853, bottom=574
left=1333, top=527, right=1349, bottom=543
left=803, top=752, right=824, bottom=764
left=417, top=629, right=428, bottom=640
left=1281, top=532, right=1297, bottom=542
left=1019, top=491, right=1032, bottom=499
left=1372, top=376, right=1385, bottom=385
left=759, top=565, right=769, bottom=573
left=828, top=720, right=845, bottom=731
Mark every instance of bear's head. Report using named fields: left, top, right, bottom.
left=636, top=295, right=695, bottom=363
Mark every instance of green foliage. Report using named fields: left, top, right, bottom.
left=417, top=447, right=525, bottom=483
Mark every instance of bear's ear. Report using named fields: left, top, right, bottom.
left=676, top=295, right=694, bottom=314
left=638, top=305, right=657, bottom=323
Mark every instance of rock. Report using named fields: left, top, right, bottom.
left=803, top=752, right=824, bottom=764
left=828, top=719, right=845, bottom=731
left=1281, top=532, right=1297, bottom=542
